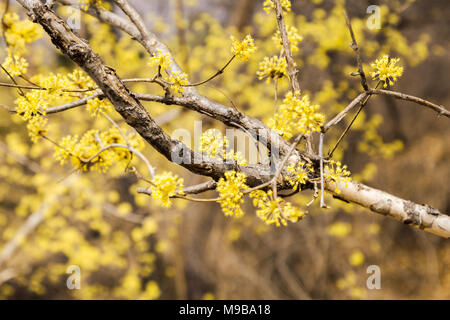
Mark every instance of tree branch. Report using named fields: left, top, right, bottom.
left=325, top=179, right=450, bottom=238
left=369, top=89, right=450, bottom=118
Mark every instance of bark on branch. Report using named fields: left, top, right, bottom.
left=326, top=180, right=450, bottom=238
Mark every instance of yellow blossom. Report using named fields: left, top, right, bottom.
left=200, top=129, right=247, bottom=165
left=66, top=69, right=96, bottom=90
left=53, top=128, right=142, bottom=172
left=273, top=25, right=303, bottom=52
left=230, top=35, right=257, bottom=61
left=1, top=13, right=42, bottom=52
left=216, top=171, right=249, bottom=217
left=2, top=53, right=28, bottom=76
left=324, top=160, right=351, bottom=194
left=250, top=190, right=305, bottom=226
left=201, top=129, right=228, bottom=159
left=148, top=49, right=172, bottom=72
left=263, top=0, right=291, bottom=14
left=257, top=55, right=288, bottom=82
left=370, top=55, right=403, bottom=87
left=269, top=91, right=324, bottom=139
left=79, top=0, right=103, bottom=11
left=166, top=72, right=189, bottom=94
left=150, top=172, right=184, bottom=208
left=54, top=135, right=79, bottom=165
left=15, top=92, right=45, bottom=121
left=26, top=116, right=48, bottom=143
left=86, top=98, right=113, bottom=117
left=285, top=162, right=312, bottom=191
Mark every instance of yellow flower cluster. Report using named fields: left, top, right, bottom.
left=14, top=71, right=96, bottom=142
left=370, top=55, right=403, bottom=87
left=66, top=69, right=96, bottom=89
left=1, top=12, right=42, bottom=78
left=87, top=98, right=113, bottom=117
left=269, top=91, right=325, bottom=139
left=324, top=160, right=351, bottom=194
left=150, top=172, right=184, bottom=208
left=26, top=116, right=48, bottom=143
left=148, top=49, right=172, bottom=72
left=216, top=171, right=249, bottom=217
left=250, top=190, right=305, bottom=226
left=54, top=128, right=143, bottom=172
left=230, top=35, right=257, bottom=62
left=285, top=162, right=312, bottom=191
left=257, top=55, right=288, bottom=82
left=263, top=0, right=291, bottom=14
left=35, top=73, right=64, bottom=92
left=147, top=50, right=188, bottom=94
left=273, top=26, right=303, bottom=53
left=2, top=54, right=28, bottom=76
left=200, top=129, right=247, bottom=165
left=79, top=0, right=103, bottom=11
left=1, top=12, right=42, bottom=53
left=201, top=129, right=227, bottom=158
left=167, top=72, right=189, bottom=94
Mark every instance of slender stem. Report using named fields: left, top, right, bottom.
left=244, top=134, right=304, bottom=194
left=183, top=55, right=236, bottom=87
left=343, top=9, right=368, bottom=91
left=319, top=132, right=328, bottom=208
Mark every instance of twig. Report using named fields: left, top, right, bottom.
left=244, top=134, right=304, bottom=194
left=319, top=132, right=329, bottom=208
left=46, top=91, right=102, bottom=114
left=343, top=9, right=368, bottom=91
left=82, top=143, right=155, bottom=178
left=369, top=89, right=450, bottom=118
left=322, top=92, right=368, bottom=132
left=327, top=82, right=380, bottom=157
left=273, top=0, right=300, bottom=92
left=327, top=97, right=367, bottom=158
left=183, top=55, right=236, bottom=87
left=1, top=64, right=25, bottom=96
left=137, top=180, right=220, bottom=202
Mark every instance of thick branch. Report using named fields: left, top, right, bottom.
left=326, top=179, right=450, bottom=238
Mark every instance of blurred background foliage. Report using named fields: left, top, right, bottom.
left=0, top=0, right=449, bottom=299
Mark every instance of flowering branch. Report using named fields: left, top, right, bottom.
left=12, top=0, right=450, bottom=238
left=273, top=0, right=300, bottom=92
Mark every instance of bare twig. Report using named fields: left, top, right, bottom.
left=322, top=92, right=368, bottom=132
left=319, top=132, right=328, bottom=208
left=370, top=89, right=450, bottom=118
left=184, top=55, right=236, bottom=87
left=343, top=10, right=369, bottom=91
